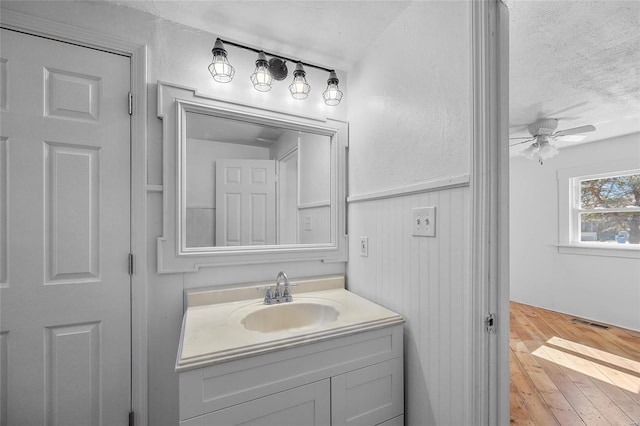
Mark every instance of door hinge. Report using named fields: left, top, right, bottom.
left=128, top=92, right=133, bottom=115
left=485, top=313, right=496, bottom=334
left=128, top=253, right=134, bottom=275
left=128, top=411, right=134, bottom=426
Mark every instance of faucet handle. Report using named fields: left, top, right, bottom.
left=283, top=284, right=293, bottom=302
left=262, top=287, right=273, bottom=305
left=274, top=284, right=282, bottom=299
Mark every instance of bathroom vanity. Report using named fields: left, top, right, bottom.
left=161, top=83, right=401, bottom=425
left=176, top=275, right=404, bottom=426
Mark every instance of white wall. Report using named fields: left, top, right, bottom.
left=299, top=133, right=331, bottom=205
left=1, top=2, right=347, bottom=425
left=271, top=131, right=299, bottom=243
left=298, top=132, right=331, bottom=244
left=510, top=132, right=640, bottom=331
left=346, top=2, right=473, bottom=425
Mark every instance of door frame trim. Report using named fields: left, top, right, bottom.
left=470, top=0, right=510, bottom=424
left=0, top=10, right=149, bottom=426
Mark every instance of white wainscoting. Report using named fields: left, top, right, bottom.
left=347, top=185, right=472, bottom=426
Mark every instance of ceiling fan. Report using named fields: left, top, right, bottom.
left=509, top=118, right=596, bottom=164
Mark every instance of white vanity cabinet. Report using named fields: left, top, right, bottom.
left=182, top=380, right=331, bottom=426
left=331, top=357, right=403, bottom=425
left=178, top=324, right=404, bottom=426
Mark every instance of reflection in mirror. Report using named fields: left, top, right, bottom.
left=185, top=112, right=331, bottom=248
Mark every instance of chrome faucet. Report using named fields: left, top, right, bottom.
left=276, top=271, right=293, bottom=303
left=262, top=271, right=295, bottom=304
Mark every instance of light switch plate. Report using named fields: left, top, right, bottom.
left=360, top=236, right=368, bottom=257
left=423, top=206, right=436, bottom=237
left=412, top=206, right=436, bottom=237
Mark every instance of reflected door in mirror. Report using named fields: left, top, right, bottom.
left=184, top=112, right=331, bottom=248
left=215, top=159, right=276, bottom=246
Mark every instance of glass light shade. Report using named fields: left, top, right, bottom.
left=539, top=142, right=559, bottom=159
left=209, top=39, right=235, bottom=83
left=250, top=52, right=273, bottom=92
left=323, top=71, right=343, bottom=106
left=289, top=63, right=310, bottom=100
left=521, top=144, right=539, bottom=160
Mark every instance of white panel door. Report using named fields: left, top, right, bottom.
left=0, top=29, right=131, bottom=426
left=215, top=159, right=276, bottom=246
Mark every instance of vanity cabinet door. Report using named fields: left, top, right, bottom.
left=331, top=358, right=404, bottom=426
left=202, top=379, right=330, bottom=425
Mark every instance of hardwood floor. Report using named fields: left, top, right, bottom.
left=510, top=302, right=640, bottom=425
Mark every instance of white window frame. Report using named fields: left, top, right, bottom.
left=558, top=160, right=640, bottom=259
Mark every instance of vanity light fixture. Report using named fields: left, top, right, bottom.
left=322, top=71, right=343, bottom=106
left=209, top=37, right=343, bottom=106
left=208, top=39, right=235, bottom=83
left=250, top=52, right=274, bottom=92
left=289, top=62, right=311, bottom=100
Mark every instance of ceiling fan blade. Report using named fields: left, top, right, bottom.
left=554, top=125, right=596, bottom=137
left=509, top=136, right=535, bottom=140
left=509, top=138, right=535, bottom=147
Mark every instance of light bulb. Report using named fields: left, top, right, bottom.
left=250, top=52, right=274, bottom=92
left=323, top=71, right=343, bottom=106
left=289, top=62, right=310, bottom=100
left=208, top=39, right=235, bottom=83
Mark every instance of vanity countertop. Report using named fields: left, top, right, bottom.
left=176, top=275, right=404, bottom=372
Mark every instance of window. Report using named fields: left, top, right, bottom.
left=558, top=162, right=640, bottom=258
left=575, top=173, right=640, bottom=245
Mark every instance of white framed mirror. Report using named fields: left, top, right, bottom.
left=157, top=82, right=348, bottom=273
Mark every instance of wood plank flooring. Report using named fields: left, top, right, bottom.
left=510, top=302, right=640, bottom=425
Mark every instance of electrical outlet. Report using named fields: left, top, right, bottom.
left=360, top=236, right=368, bottom=257
left=304, top=215, right=312, bottom=231
left=412, top=207, right=436, bottom=237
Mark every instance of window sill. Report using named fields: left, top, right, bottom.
left=557, top=244, right=640, bottom=259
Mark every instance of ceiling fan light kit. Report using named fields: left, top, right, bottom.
left=510, top=117, right=596, bottom=165
left=522, top=138, right=559, bottom=163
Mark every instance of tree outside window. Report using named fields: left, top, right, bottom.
left=579, top=173, right=640, bottom=244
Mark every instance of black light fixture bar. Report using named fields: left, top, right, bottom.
left=217, top=38, right=335, bottom=74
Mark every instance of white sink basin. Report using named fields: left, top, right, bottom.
left=177, top=277, right=405, bottom=370
left=241, top=302, right=340, bottom=333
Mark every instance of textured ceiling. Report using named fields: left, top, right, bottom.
left=107, top=0, right=411, bottom=71
left=509, top=0, right=640, bottom=149
left=108, top=0, right=640, bottom=148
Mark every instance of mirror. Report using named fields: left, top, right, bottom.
left=157, top=82, right=348, bottom=273
left=185, top=112, right=331, bottom=248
